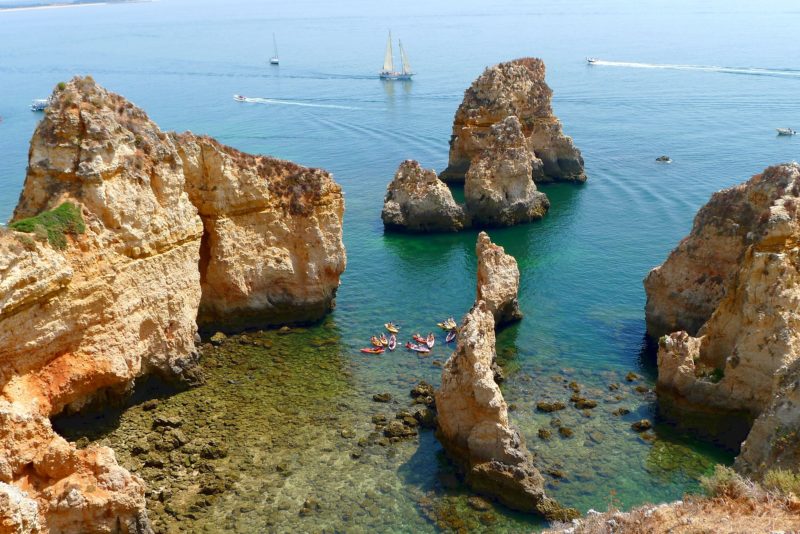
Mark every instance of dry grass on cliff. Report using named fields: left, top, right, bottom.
left=546, top=466, right=800, bottom=534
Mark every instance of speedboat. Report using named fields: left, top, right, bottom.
left=656, top=155, right=672, bottom=163
left=233, top=95, right=247, bottom=102
left=30, top=98, right=50, bottom=112
left=777, top=128, right=797, bottom=136
left=586, top=57, right=599, bottom=64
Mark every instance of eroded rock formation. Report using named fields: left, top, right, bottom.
left=436, top=234, right=573, bottom=519
left=465, top=117, right=549, bottom=227
left=476, top=231, right=523, bottom=326
left=0, top=76, right=345, bottom=532
left=441, top=57, right=585, bottom=184
left=646, top=163, right=800, bottom=472
left=381, top=160, right=465, bottom=232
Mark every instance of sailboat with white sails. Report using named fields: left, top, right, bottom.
left=379, top=31, right=413, bottom=80
left=270, top=33, right=279, bottom=65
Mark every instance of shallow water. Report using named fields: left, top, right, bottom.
left=4, top=0, right=800, bottom=532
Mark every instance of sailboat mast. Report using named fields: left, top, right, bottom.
left=383, top=31, right=394, bottom=73
left=399, top=40, right=411, bottom=75
left=273, top=33, right=278, bottom=58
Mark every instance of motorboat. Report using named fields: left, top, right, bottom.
left=233, top=94, right=247, bottom=102
left=656, top=155, right=672, bottom=163
left=30, top=98, right=51, bottom=112
left=586, top=57, right=599, bottom=64
left=777, top=128, right=797, bottom=136
left=379, top=31, right=414, bottom=80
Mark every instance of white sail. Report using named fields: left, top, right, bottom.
left=383, top=31, right=394, bottom=72
left=272, top=33, right=278, bottom=58
left=399, top=40, right=411, bottom=75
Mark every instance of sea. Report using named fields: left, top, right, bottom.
left=1, top=0, right=799, bottom=532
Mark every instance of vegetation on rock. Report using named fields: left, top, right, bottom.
left=9, top=202, right=85, bottom=249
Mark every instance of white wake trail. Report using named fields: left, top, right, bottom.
left=591, top=60, right=800, bottom=78
left=241, top=97, right=360, bottom=110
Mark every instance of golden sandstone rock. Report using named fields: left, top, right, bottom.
left=0, top=77, right=345, bottom=532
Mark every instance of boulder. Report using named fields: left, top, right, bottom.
left=381, top=160, right=465, bottom=232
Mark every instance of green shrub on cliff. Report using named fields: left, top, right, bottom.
left=10, top=202, right=85, bottom=250
left=764, top=469, right=800, bottom=497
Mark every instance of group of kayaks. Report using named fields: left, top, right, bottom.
left=359, top=319, right=458, bottom=355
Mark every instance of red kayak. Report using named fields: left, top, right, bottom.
left=412, top=333, right=427, bottom=345
left=360, top=347, right=385, bottom=354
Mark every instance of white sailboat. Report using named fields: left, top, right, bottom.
left=379, top=31, right=413, bottom=80
left=270, top=33, right=279, bottom=65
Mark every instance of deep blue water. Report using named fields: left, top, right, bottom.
left=2, top=0, right=800, bottom=531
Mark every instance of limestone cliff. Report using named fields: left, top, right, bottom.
left=176, top=134, right=345, bottom=331
left=0, top=76, right=345, bottom=532
left=436, top=234, right=573, bottom=519
left=476, top=231, right=523, bottom=327
left=381, top=160, right=465, bottom=232
left=647, top=164, right=800, bottom=472
left=441, top=58, right=585, bottom=184
left=465, top=117, right=549, bottom=227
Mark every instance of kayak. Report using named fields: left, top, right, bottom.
left=379, top=333, right=389, bottom=346
left=425, top=332, right=435, bottom=348
left=405, top=342, right=430, bottom=354
left=385, top=322, right=400, bottom=333
left=412, top=333, right=427, bottom=345
left=445, top=330, right=456, bottom=343
left=370, top=336, right=383, bottom=347
left=437, top=317, right=457, bottom=331
left=360, top=347, right=385, bottom=354
left=388, top=334, right=397, bottom=351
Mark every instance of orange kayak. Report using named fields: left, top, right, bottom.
left=360, top=347, right=385, bottom=354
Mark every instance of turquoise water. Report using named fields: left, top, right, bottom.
left=3, top=0, right=800, bottom=531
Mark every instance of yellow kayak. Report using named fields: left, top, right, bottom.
left=385, top=322, right=399, bottom=333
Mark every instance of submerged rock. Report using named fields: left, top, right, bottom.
left=647, top=163, right=800, bottom=474
left=476, top=232, right=523, bottom=327
left=441, top=57, right=585, bottom=184
left=381, top=160, right=466, bottom=232
left=435, top=302, right=574, bottom=519
left=465, top=117, right=550, bottom=227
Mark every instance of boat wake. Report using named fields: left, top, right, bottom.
left=235, top=96, right=361, bottom=110
left=590, top=60, right=800, bottom=78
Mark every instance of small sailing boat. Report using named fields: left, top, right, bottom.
left=379, top=31, right=413, bottom=80
left=270, top=33, right=279, bottom=65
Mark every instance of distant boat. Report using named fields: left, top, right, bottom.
left=233, top=94, right=247, bottom=102
left=379, top=31, right=413, bottom=80
left=777, top=127, right=797, bottom=136
left=30, top=98, right=50, bottom=112
left=656, top=155, right=672, bottom=163
left=586, top=57, right=599, bottom=64
left=270, top=33, right=279, bottom=65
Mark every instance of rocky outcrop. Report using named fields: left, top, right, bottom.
left=436, top=302, right=571, bottom=519
left=436, top=233, right=573, bottom=519
left=465, top=117, right=549, bottom=227
left=176, top=134, right=345, bottom=331
left=441, top=58, right=585, bottom=184
left=647, top=164, right=800, bottom=471
left=381, top=160, right=465, bottom=232
left=0, top=77, right=345, bottom=531
left=476, top=231, right=522, bottom=326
